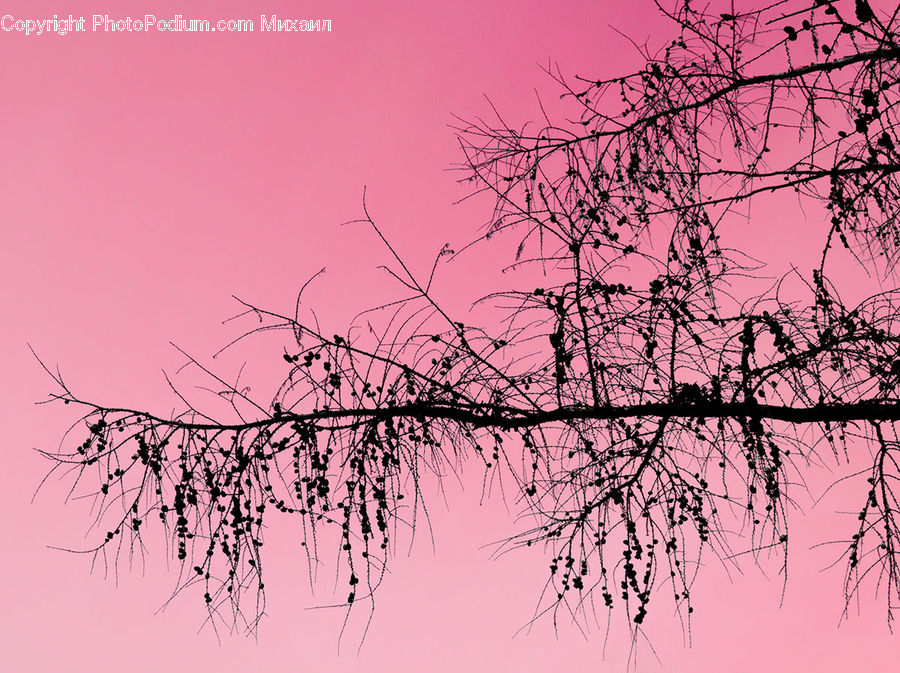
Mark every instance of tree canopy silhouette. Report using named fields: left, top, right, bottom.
left=38, top=0, right=900, bottom=638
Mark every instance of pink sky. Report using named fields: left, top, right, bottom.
left=1, top=1, right=897, bottom=671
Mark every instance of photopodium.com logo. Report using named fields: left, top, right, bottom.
left=0, top=14, right=332, bottom=36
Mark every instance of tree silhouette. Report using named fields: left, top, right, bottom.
left=38, top=0, right=900, bottom=638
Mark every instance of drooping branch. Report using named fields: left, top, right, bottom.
left=36, top=0, right=900, bottom=641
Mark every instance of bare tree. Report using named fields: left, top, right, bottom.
left=37, top=0, right=900, bottom=638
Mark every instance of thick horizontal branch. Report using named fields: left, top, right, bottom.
left=84, top=398, right=900, bottom=434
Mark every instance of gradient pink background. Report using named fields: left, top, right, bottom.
left=1, top=1, right=896, bottom=670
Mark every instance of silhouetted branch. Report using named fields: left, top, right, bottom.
left=35, top=0, right=900, bottom=642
